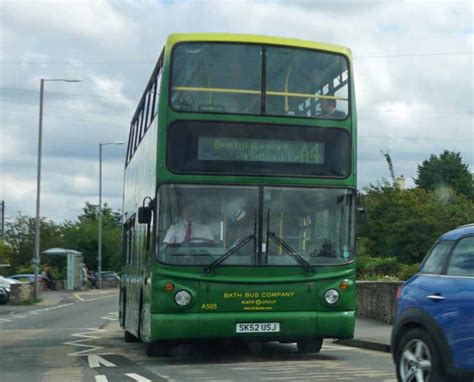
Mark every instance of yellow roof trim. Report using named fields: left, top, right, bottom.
left=166, top=33, right=352, bottom=58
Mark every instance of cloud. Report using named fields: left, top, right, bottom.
left=0, top=0, right=472, bottom=222
left=1, top=0, right=137, bottom=46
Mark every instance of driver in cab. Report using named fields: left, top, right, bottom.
left=163, top=204, right=214, bottom=245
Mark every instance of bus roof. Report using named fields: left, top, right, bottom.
left=166, top=33, right=352, bottom=59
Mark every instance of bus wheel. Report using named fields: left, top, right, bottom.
left=124, top=330, right=139, bottom=343
left=146, top=341, right=168, bottom=357
left=297, top=338, right=323, bottom=353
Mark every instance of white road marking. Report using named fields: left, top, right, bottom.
left=125, top=373, right=152, bottom=382
left=88, top=354, right=116, bottom=368
left=101, top=311, right=118, bottom=321
left=95, top=376, right=108, bottom=382
left=58, top=303, right=74, bottom=308
left=0, top=318, right=12, bottom=322
left=101, top=316, right=118, bottom=321
left=64, top=328, right=107, bottom=356
left=82, top=295, right=116, bottom=302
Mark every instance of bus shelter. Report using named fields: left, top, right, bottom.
left=43, top=248, right=83, bottom=291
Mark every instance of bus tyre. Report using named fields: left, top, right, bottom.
left=146, top=342, right=168, bottom=357
left=297, top=338, right=323, bottom=353
left=124, top=330, right=139, bottom=343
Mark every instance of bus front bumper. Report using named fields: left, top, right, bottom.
left=150, top=311, right=355, bottom=342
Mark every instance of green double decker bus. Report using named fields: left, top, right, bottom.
left=120, top=33, right=359, bottom=356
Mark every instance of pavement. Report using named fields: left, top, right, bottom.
left=37, top=290, right=78, bottom=305
left=0, top=288, right=117, bottom=316
left=335, top=318, right=392, bottom=353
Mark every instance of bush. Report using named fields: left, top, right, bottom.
left=397, top=263, right=420, bottom=281
left=357, top=255, right=402, bottom=279
left=357, top=255, right=420, bottom=281
left=16, top=264, right=34, bottom=274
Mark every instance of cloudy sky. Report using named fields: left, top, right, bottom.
left=0, top=0, right=472, bottom=223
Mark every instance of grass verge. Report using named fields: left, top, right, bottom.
left=9, top=298, right=42, bottom=306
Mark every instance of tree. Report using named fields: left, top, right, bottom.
left=415, top=150, right=473, bottom=200
left=0, top=239, right=13, bottom=266
left=4, top=214, right=63, bottom=273
left=359, top=185, right=474, bottom=264
left=381, top=150, right=396, bottom=185
left=61, top=202, right=122, bottom=272
left=3, top=203, right=122, bottom=275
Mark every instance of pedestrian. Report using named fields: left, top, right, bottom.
left=45, top=267, right=55, bottom=290
left=88, top=270, right=97, bottom=289
left=41, top=267, right=52, bottom=290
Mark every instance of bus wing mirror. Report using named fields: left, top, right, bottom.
left=138, top=197, right=155, bottom=224
left=138, top=206, right=152, bottom=224
left=356, top=192, right=366, bottom=225
left=356, top=207, right=366, bottom=225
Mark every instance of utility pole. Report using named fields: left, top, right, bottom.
left=0, top=200, right=4, bottom=238
left=97, top=141, right=124, bottom=289
left=33, top=78, right=81, bottom=299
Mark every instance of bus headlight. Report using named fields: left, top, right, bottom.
left=174, top=290, right=192, bottom=306
left=324, top=289, right=340, bottom=305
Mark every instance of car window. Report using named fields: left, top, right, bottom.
left=446, top=236, right=474, bottom=277
left=420, top=240, right=453, bottom=274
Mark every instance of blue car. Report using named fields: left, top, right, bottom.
left=391, top=224, right=474, bottom=382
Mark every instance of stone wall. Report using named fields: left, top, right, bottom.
left=10, top=282, right=35, bottom=303
left=102, top=279, right=120, bottom=289
left=356, top=281, right=403, bottom=324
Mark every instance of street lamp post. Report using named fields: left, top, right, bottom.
left=98, top=141, right=124, bottom=289
left=34, top=78, right=81, bottom=300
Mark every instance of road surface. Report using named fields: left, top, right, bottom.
left=0, top=289, right=397, bottom=381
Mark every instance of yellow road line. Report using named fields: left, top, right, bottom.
left=73, top=293, right=84, bottom=302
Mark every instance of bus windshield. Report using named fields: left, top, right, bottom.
left=171, top=42, right=349, bottom=119
left=156, top=184, right=354, bottom=266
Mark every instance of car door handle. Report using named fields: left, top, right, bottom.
left=427, top=294, right=445, bottom=301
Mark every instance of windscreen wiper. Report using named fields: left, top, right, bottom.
left=203, top=234, right=255, bottom=274
left=204, top=209, right=258, bottom=274
left=268, top=231, right=315, bottom=274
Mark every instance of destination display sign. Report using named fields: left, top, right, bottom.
left=198, top=137, right=325, bottom=164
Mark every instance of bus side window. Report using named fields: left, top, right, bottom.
left=152, top=71, right=162, bottom=120
left=122, top=224, right=128, bottom=266
left=123, top=217, right=135, bottom=266
left=131, top=218, right=135, bottom=265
